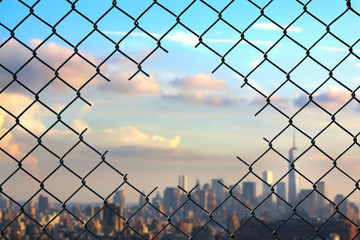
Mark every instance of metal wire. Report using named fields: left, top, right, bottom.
left=1, top=0, right=360, bottom=239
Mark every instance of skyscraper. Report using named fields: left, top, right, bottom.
left=298, top=189, right=316, bottom=218
left=164, top=187, right=180, bottom=213
left=197, top=190, right=208, bottom=210
left=103, top=203, right=123, bottom=233
left=288, top=133, right=298, bottom=205
left=262, top=171, right=273, bottom=197
left=317, top=181, right=327, bottom=218
left=242, top=182, right=256, bottom=206
left=211, top=178, right=227, bottom=203
left=38, top=195, right=49, bottom=214
left=276, top=182, right=286, bottom=208
left=179, top=175, right=188, bottom=192
left=113, top=190, right=126, bottom=208
left=0, top=195, right=9, bottom=210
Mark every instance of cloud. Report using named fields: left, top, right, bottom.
left=100, top=126, right=181, bottom=149
left=99, top=72, right=161, bottom=95
left=0, top=101, right=39, bottom=176
left=171, top=73, right=226, bottom=90
left=71, top=119, right=90, bottom=132
left=294, top=86, right=351, bottom=109
left=0, top=92, right=48, bottom=134
left=253, top=22, right=302, bottom=33
left=251, top=95, right=289, bottom=107
left=103, top=30, right=279, bottom=47
left=163, top=92, right=240, bottom=106
left=316, top=46, right=360, bottom=53
left=107, top=145, right=231, bottom=166
left=0, top=39, right=102, bottom=92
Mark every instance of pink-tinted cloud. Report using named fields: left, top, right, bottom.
left=0, top=39, right=102, bottom=91
left=163, top=91, right=240, bottom=106
left=294, top=87, right=352, bottom=110
left=251, top=95, right=290, bottom=107
left=171, top=73, right=226, bottom=90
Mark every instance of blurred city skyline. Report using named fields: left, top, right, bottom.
left=1, top=0, right=360, bottom=205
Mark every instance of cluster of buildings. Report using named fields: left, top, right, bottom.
left=0, top=173, right=359, bottom=239
left=0, top=141, right=358, bottom=239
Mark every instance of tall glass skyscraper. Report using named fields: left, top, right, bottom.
left=288, top=134, right=298, bottom=205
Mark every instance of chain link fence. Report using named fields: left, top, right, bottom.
left=1, top=0, right=360, bottom=239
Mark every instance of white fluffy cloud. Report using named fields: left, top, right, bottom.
left=0, top=94, right=39, bottom=175
left=101, top=126, right=181, bottom=149
left=254, top=22, right=302, bottom=33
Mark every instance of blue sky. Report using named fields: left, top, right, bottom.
left=1, top=0, right=360, bottom=204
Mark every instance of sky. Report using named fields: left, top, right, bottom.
left=1, top=0, right=360, bottom=206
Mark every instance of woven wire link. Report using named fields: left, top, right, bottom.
left=0, top=0, right=360, bottom=239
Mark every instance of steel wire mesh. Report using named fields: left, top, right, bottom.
left=1, top=0, right=360, bottom=239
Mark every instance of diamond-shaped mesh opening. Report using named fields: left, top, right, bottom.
left=315, top=123, right=354, bottom=159
left=14, top=15, right=52, bottom=44
left=42, top=166, right=81, bottom=202
left=201, top=20, right=240, bottom=56
left=25, top=145, right=59, bottom=180
left=245, top=18, right=284, bottom=53
left=96, top=6, right=135, bottom=42
left=222, top=0, right=262, bottom=31
left=32, top=0, right=71, bottom=26
left=225, top=41, right=264, bottom=75
left=263, top=0, right=303, bottom=25
left=77, top=31, right=115, bottom=59
left=33, top=37, right=74, bottom=70
left=0, top=0, right=29, bottom=30
left=1, top=169, right=39, bottom=203
left=180, top=1, right=219, bottom=35
left=39, top=123, right=79, bottom=157
left=311, top=34, right=350, bottom=70
left=18, top=101, right=53, bottom=135
left=306, top=1, right=347, bottom=25
left=58, top=54, right=97, bottom=90
left=61, top=142, right=101, bottom=179
left=55, top=11, right=94, bottom=46
left=331, top=11, right=360, bottom=46
left=85, top=163, right=125, bottom=199
left=267, top=37, right=306, bottom=73
left=292, top=101, right=331, bottom=138
left=0, top=39, right=32, bottom=73
left=290, top=57, right=330, bottom=93
left=287, top=13, right=325, bottom=49
left=16, top=57, right=54, bottom=93
left=295, top=147, right=333, bottom=183
left=247, top=60, right=287, bottom=95
left=71, top=0, right=112, bottom=23
left=140, top=4, right=175, bottom=36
